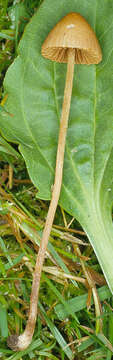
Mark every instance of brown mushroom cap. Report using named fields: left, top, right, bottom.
left=41, top=12, right=102, bottom=64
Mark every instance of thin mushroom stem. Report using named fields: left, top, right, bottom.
left=7, top=48, right=75, bottom=351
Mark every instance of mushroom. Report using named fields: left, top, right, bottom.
left=7, top=12, right=102, bottom=351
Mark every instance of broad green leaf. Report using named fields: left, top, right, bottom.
left=0, top=0, right=113, bottom=292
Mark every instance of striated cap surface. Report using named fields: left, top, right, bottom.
left=41, top=12, right=102, bottom=64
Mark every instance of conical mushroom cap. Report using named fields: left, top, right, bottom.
left=41, top=12, right=102, bottom=64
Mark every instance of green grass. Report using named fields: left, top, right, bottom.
left=0, top=1, right=113, bottom=359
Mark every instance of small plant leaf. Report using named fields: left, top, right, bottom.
left=0, top=0, right=113, bottom=292
left=0, top=304, right=8, bottom=338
